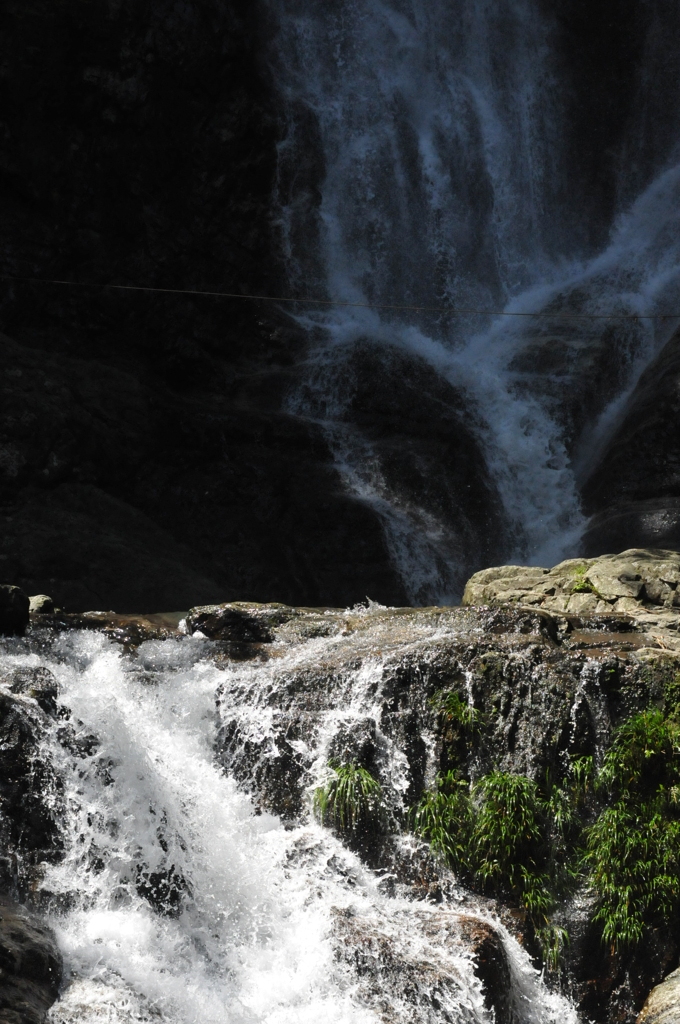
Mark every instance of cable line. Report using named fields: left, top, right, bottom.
left=2, top=274, right=680, bottom=320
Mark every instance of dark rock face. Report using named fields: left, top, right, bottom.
left=0, top=0, right=282, bottom=360
left=0, top=895, right=62, bottom=1024
left=0, top=0, right=519, bottom=612
left=575, top=922, right=679, bottom=1024
left=582, top=328, right=680, bottom=553
left=0, top=675, right=63, bottom=1021
left=0, top=0, right=412, bottom=612
left=0, top=681, right=63, bottom=883
left=0, top=586, right=29, bottom=637
left=296, top=340, right=510, bottom=601
left=0, top=326, right=407, bottom=611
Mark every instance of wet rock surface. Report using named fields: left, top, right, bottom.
left=0, top=678, right=62, bottom=885
left=202, top=595, right=680, bottom=1021
left=0, top=672, right=64, bottom=1021
left=0, top=327, right=407, bottom=613
left=0, top=0, right=507, bottom=615
left=0, top=895, right=62, bottom=1024
left=332, top=906, right=514, bottom=1024
left=4, top=578, right=680, bottom=1021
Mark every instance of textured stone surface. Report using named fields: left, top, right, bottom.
left=638, top=967, right=680, bottom=1024
left=462, top=549, right=680, bottom=651
left=0, top=329, right=408, bottom=611
left=332, top=907, right=512, bottom=1024
left=0, top=0, right=509, bottom=612
left=0, top=682, right=62, bottom=881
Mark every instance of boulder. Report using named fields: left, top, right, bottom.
left=638, top=967, right=680, bottom=1024
left=0, top=895, right=62, bottom=1024
left=9, top=667, right=59, bottom=716
left=0, top=585, right=29, bottom=636
left=212, top=598, right=677, bottom=1020
left=332, top=906, right=512, bottom=1024
left=185, top=602, right=298, bottom=644
left=462, top=549, right=680, bottom=651
left=28, top=595, right=54, bottom=615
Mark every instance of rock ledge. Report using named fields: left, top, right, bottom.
left=463, top=548, right=680, bottom=652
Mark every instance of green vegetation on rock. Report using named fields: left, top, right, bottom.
left=414, top=678, right=680, bottom=965
left=571, top=565, right=596, bottom=594
left=314, top=761, right=383, bottom=834
left=586, top=708, right=680, bottom=948
left=431, top=690, right=483, bottom=733
left=411, top=770, right=473, bottom=871
left=412, top=766, right=573, bottom=966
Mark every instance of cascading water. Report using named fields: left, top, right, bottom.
left=0, top=624, right=581, bottom=1024
left=268, top=0, right=680, bottom=601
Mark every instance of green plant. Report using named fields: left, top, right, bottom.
left=585, top=709, right=680, bottom=949
left=412, top=766, right=589, bottom=972
left=471, top=772, right=553, bottom=913
left=571, top=565, right=596, bottom=594
left=411, top=770, right=473, bottom=870
left=663, top=670, right=680, bottom=714
left=313, top=761, right=382, bottom=833
left=431, top=691, right=483, bottom=733
left=415, top=697, right=680, bottom=959
left=535, top=923, right=569, bottom=974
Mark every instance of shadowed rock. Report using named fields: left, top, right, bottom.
left=0, top=896, right=62, bottom=1024
left=582, top=329, right=680, bottom=553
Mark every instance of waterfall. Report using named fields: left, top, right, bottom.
left=0, top=627, right=580, bottom=1023
left=268, top=0, right=680, bottom=601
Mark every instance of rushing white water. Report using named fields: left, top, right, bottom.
left=269, top=0, right=680, bottom=599
left=0, top=630, right=580, bottom=1023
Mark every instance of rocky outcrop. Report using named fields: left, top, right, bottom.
left=0, top=0, right=415, bottom=612
left=5, top=586, right=680, bottom=1021
left=0, top=895, right=62, bottom=1024
left=28, top=596, right=55, bottom=616
left=192, top=597, right=676, bottom=810
left=0, top=328, right=408, bottom=611
left=463, top=549, right=680, bottom=651
left=332, top=907, right=513, bottom=1024
left=638, top=967, right=680, bottom=1024
left=0, top=0, right=508, bottom=612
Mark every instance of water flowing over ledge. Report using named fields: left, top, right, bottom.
left=0, top=604, right=596, bottom=1024
left=6, top=567, right=680, bottom=1022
